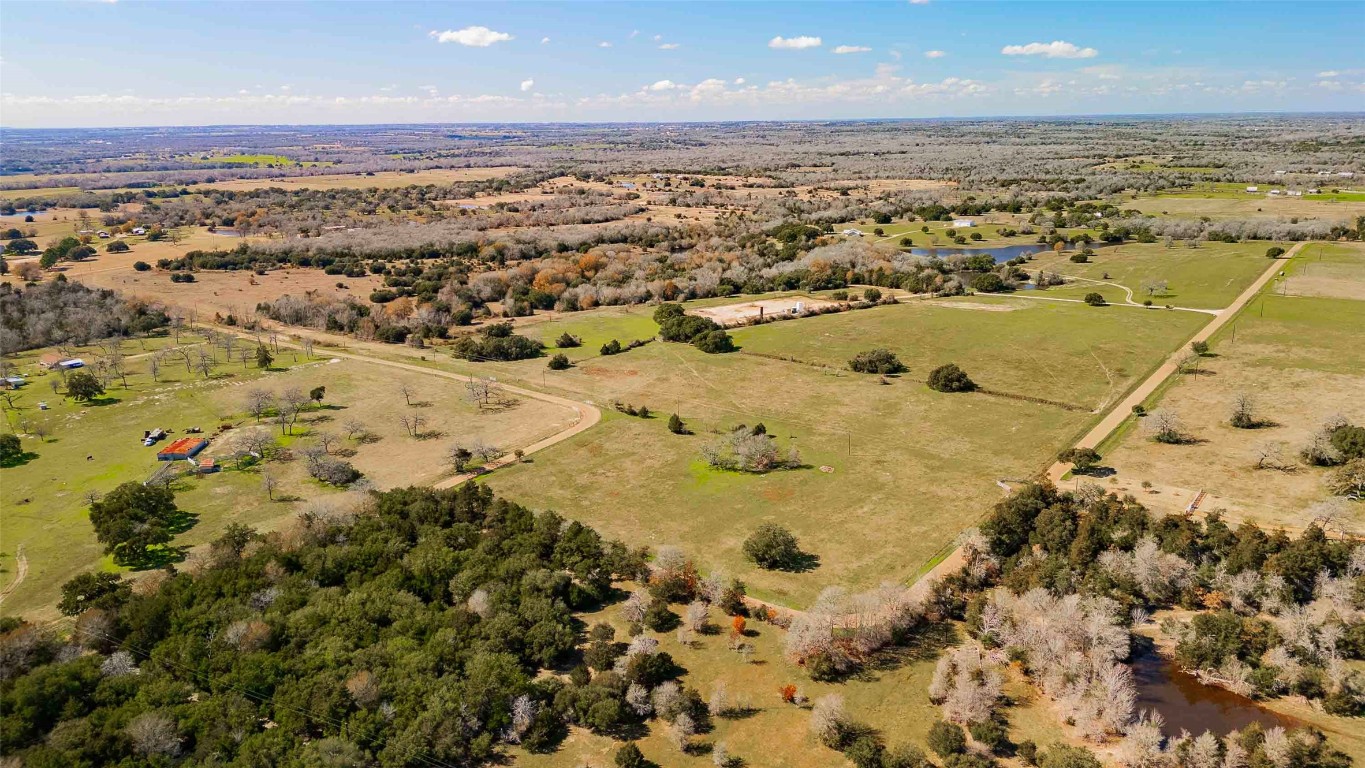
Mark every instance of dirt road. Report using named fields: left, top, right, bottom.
left=0, top=545, right=28, bottom=607
left=210, top=324, right=602, bottom=484
left=1045, top=242, right=1304, bottom=484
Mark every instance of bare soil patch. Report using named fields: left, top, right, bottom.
left=693, top=296, right=839, bottom=325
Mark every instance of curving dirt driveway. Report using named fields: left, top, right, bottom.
left=0, top=545, right=28, bottom=607
left=209, top=323, right=602, bottom=486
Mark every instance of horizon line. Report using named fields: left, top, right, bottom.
left=4, top=109, right=1365, bottom=133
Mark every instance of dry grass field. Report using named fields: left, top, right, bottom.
left=1097, top=242, right=1365, bottom=533
left=1117, top=191, right=1365, bottom=221
left=0, top=337, right=577, bottom=620
left=474, top=297, right=1205, bottom=607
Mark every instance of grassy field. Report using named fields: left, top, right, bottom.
left=481, top=297, right=1205, bottom=607
left=0, top=336, right=577, bottom=619
left=1115, top=190, right=1365, bottom=221
left=1096, top=244, right=1365, bottom=532
left=1029, top=241, right=1283, bottom=309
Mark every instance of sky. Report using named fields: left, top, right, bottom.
left=0, top=1, right=1362, bottom=128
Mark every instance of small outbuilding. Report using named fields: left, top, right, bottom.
left=841, top=228, right=863, bottom=236
left=952, top=219, right=975, bottom=227
left=58, top=358, right=85, bottom=370
left=158, top=437, right=208, bottom=461
left=1245, top=186, right=1258, bottom=192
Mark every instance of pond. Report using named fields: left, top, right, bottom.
left=907, top=242, right=1101, bottom=263
left=208, top=229, right=244, bottom=237
left=1131, top=644, right=1298, bottom=737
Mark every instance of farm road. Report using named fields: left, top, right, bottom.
left=209, top=324, right=601, bottom=485
left=1045, top=241, right=1306, bottom=485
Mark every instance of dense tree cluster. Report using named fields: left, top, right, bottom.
left=0, top=279, right=169, bottom=354
left=0, top=484, right=667, bottom=767
left=450, top=322, right=542, bottom=362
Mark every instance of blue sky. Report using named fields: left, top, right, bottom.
left=1, top=1, right=1361, bottom=127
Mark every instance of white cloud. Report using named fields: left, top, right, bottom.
left=1001, top=40, right=1098, bottom=59
left=629, top=30, right=639, bottom=39
left=909, top=0, right=930, bottom=4
left=598, top=41, right=612, bottom=48
left=653, top=34, right=662, bottom=41
left=648, top=80, right=678, bottom=92
left=659, top=43, right=681, bottom=50
left=1317, top=70, right=1340, bottom=78
left=1317, top=80, right=1343, bottom=91
left=832, top=45, right=872, bottom=55
left=769, top=35, right=822, bottom=50
left=924, top=50, right=946, bottom=59
left=540, top=36, right=550, bottom=44
left=429, top=26, right=514, bottom=47
left=734, top=78, right=746, bottom=85
left=520, top=79, right=535, bottom=92
left=279, top=85, right=291, bottom=91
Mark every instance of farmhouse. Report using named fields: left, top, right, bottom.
left=157, top=437, right=208, bottom=461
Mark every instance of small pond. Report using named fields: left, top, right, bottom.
left=907, top=242, right=1104, bottom=263
left=1131, top=645, right=1298, bottom=737
left=208, top=229, right=244, bottom=237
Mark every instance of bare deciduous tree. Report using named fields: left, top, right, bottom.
left=343, top=418, right=366, bottom=440
left=244, top=388, right=274, bottom=422
left=1145, top=409, right=1186, bottom=444
left=261, top=472, right=279, bottom=500
left=399, top=383, right=416, bottom=406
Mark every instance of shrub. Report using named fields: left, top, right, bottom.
left=863, top=287, right=882, bottom=302
left=700, top=428, right=799, bottom=473
left=600, top=339, right=622, bottom=355
left=555, top=333, right=581, bottom=348
left=693, top=330, right=736, bottom=354
left=1330, top=424, right=1365, bottom=460
left=743, top=524, right=802, bottom=570
left=927, top=363, right=975, bottom=393
left=1058, top=447, right=1101, bottom=472
left=927, top=720, right=967, bottom=758
left=309, top=458, right=360, bottom=486
left=968, top=719, right=1009, bottom=755
left=616, top=747, right=647, bottom=768
left=106, top=240, right=130, bottom=253
left=653, top=302, right=686, bottom=324
left=451, top=326, right=541, bottom=361
left=849, top=348, right=906, bottom=374
left=1265, top=246, right=1286, bottom=259
left=1191, top=340, right=1210, bottom=356
left=1069, top=252, right=1089, bottom=263
left=970, top=273, right=1008, bottom=293
left=1083, top=292, right=1106, bottom=306
left=667, top=413, right=686, bottom=434
left=615, top=743, right=646, bottom=768
left=661, top=314, right=721, bottom=343
left=132, top=260, right=151, bottom=271
left=547, top=353, right=571, bottom=370
left=644, top=600, right=679, bottom=632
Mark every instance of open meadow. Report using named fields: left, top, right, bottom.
left=473, top=297, right=1206, bottom=607
left=1095, top=242, right=1365, bottom=533
left=1028, top=241, right=1284, bottom=310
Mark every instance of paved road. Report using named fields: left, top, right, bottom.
left=1045, top=241, right=1304, bottom=484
